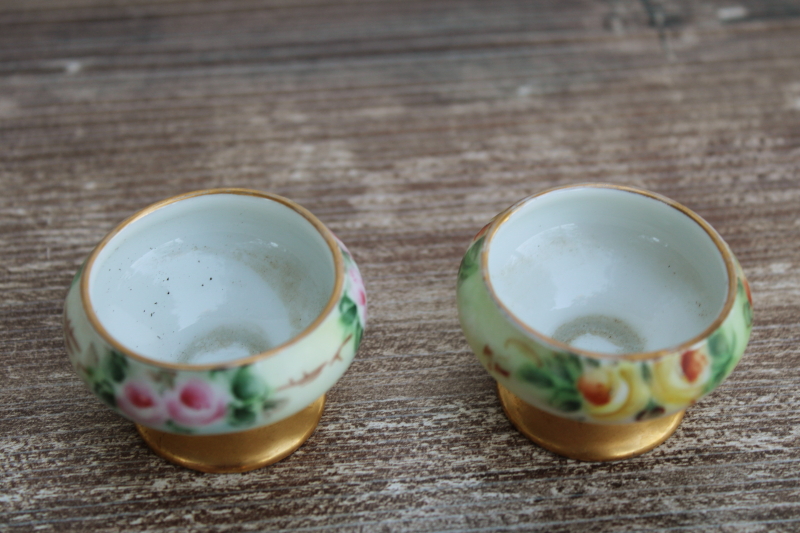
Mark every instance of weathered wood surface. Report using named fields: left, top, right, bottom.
left=1, top=0, right=799, bottom=531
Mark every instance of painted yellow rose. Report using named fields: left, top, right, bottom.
left=577, top=363, right=649, bottom=422
left=651, top=348, right=711, bottom=407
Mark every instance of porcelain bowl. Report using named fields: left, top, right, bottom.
left=64, top=189, right=366, bottom=471
left=457, top=184, right=753, bottom=460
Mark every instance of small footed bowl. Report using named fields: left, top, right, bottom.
left=64, top=189, right=366, bottom=472
left=457, top=184, right=753, bottom=461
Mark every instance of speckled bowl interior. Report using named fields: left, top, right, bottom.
left=88, top=193, right=335, bottom=366
left=486, top=187, right=729, bottom=355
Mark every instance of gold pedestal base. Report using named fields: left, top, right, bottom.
left=497, top=384, right=684, bottom=461
left=137, top=395, right=326, bottom=473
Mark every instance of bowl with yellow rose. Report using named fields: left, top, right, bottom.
left=457, top=184, right=753, bottom=461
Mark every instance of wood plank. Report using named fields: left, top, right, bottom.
left=2, top=0, right=799, bottom=531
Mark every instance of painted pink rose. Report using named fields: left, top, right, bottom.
left=165, top=379, right=227, bottom=427
left=349, top=267, right=366, bottom=307
left=117, top=380, right=168, bottom=426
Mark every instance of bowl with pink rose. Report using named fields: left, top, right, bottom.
left=64, top=189, right=366, bottom=473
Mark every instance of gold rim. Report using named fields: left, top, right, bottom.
left=480, top=183, right=738, bottom=362
left=80, top=188, right=345, bottom=371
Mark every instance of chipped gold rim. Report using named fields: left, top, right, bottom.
left=80, top=188, right=345, bottom=371
left=480, top=183, right=738, bottom=362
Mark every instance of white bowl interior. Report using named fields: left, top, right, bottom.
left=487, top=187, right=729, bottom=355
left=89, top=193, right=335, bottom=365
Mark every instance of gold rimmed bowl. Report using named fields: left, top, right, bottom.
left=64, top=189, right=366, bottom=472
left=457, top=184, right=753, bottom=461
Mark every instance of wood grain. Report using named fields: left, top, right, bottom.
left=1, top=0, right=799, bottom=531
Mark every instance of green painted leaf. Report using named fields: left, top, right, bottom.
left=743, top=301, right=753, bottom=328
left=552, top=352, right=582, bottom=384
left=228, top=405, right=257, bottom=427
left=709, top=332, right=738, bottom=389
left=261, top=398, right=287, bottom=413
left=641, top=364, right=652, bottom=383
left=708, top=330, right=731, bottom=362
left=93, top=380, right=116, bottom=408
left=231, top=366, right=267, bottom=402
left=339, top=295, right=358, bottom=327
left=458, top=237, right=484, bottom=284
left=518, top=364, right=554, bottom=389
left=636, top=402, right=666, bottom=421
left=710, top=366, right=727, bottom=389
left=165, top=420, right=194, bottom=434
left=550, top=389, right=582, bottom=412
left=352, top=321, right=364, bottom=350
left=263, top=398, right=282, bottom=412
left=738, top=281, right=754, bottom=327
left=103, top=350, right=128, bottom=383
